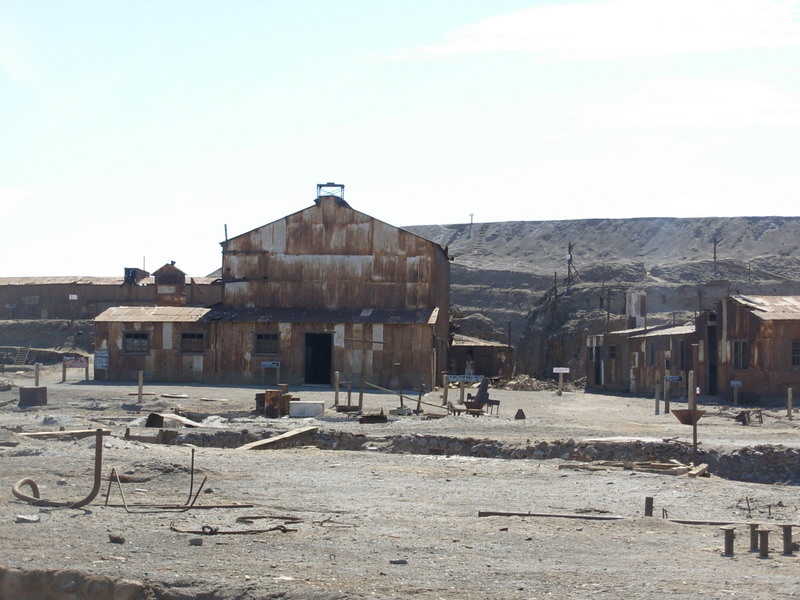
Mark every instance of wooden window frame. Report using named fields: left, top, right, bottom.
left=254, top=332, right=280, bottom=355
left=180, top=331, right=205, bottom=354
left=123, top=331, right=149, bottom=354
left=732, top=339, right=749, bottom=371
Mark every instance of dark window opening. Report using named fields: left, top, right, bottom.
left=792, top=340, right=800, bottom=369
left=181, top=332, right=205, bottom=353
left=608, top=345, right=617, bottom=360
left=732, top=340, right=749, bottom=370
left=124, top=332, right=149, bottom=353
left=255, top=332, right=280, bottom=355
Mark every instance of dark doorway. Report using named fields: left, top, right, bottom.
left=305, top=333, right=332, bottom=384
left=593, top=347, right=602, bottom=385
left=707, top=326, right=718, bottom=396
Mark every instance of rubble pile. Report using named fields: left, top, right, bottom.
left=503, top=374, right=585, bottom=392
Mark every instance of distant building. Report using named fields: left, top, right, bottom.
left=94, top=189, right=451, bottom=389
left=694, top=295, right=800, bottom=402
left=586, top=294, right=800, bottom=404
left=0, top=270, right=219, bottom=320
left=449, top=334, right=512, bottom=381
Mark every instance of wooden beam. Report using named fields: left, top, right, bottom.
left=237, top=426, right=318, bottom=450
left=19, top=429, right=111, bottom=439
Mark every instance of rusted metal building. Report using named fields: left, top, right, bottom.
left=94, top=190, right=451, bottom=389
left=449, top=334, right=513, bottom=381
left=0, top=266, right=219, bottom=320
left=694, top=295, right=800, bottom=402
left=586, top=323, right=696, bottom=396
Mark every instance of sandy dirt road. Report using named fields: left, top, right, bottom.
left=0, top=364, right=798, bottom=599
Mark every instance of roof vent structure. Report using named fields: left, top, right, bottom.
left=317, top=182, right=344, bottom=199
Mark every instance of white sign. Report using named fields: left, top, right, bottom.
left=730, top=380, right=742, bottom=388
left=94, top=350, right=109, bottom=370
left=448, top=375, right=483, bottom=383
left=261, top=361, right=281, bottom=368
left=68, top=294, right=78, bottom=300
left=553, top=367, right=570, bottom=374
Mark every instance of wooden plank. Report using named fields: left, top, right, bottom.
left=19, top=429, right=110, bottom=439
left=146, top=412, right=204, bottom=428
left=688, top=463, right=709, bottom=478
left=237, top=426, right=318, bottom=450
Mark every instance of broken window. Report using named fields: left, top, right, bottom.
left=180, top=332, right=205, bottom=353
left=254, top=332, right=280, bottom=355
left=792, top=340, right=800, bottom=369
left=123, top=332, right=149, bottom=353
left=608, top=345, right=617, bottom=360
left=732, top=340, right=749, bottom=370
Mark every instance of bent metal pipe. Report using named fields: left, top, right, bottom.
left=11, top=429, right=105, bottom=508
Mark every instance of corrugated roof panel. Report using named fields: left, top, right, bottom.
left=732, top=295, right=800, bottom=320
left=95, top=306, right=210, bottom=322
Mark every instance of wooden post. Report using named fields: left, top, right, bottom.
left=36, top=362, right=41, bottom=386
left=688, top=371, right=696, bottom=411
left=459, top=380, right=465, bottom=404
left=749, top=523, right=760, bottom=551
left=557, top=372, right=564, bottom=396
left=334, top=371, right=340, bottom=406
left=781, top=524, right=794, bottom=556
left=84, top=363, right=89, bottom=381
left=654, top=380, right=661, bottom=415
left=644, top=496, right=654, bottom=517
left=733, top=386, right=739, bottom=406
left=442, top=372, right=449, bottom=405
left=788, top=387, right=793, bottom=421
left=663, top=376, right=670, bottom=414
left=758, top=528, right=771, bottom=558
left=721, top=526, right=736, bottom=556
left=137, top=370, right=144, bottom=403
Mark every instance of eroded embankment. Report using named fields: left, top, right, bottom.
left=175, top=428, right=800, bottom=486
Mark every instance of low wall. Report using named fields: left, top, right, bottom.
left=174, top=429, right=800, bottom=486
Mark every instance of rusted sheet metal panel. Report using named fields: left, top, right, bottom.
left=0, top=278, right=220, bottom=320
left=220, top=196, right=449, bottom=313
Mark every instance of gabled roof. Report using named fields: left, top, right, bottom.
left=452, top=334, right=511, bottom=348
left=629, top=324, right=695, bottom=339
left=220, top=195, right=448, bottom=254
left=202, top=305, right=439, bottom=325
left=95, top=306, right=211, bottom=322
left=731, top=295, right=800, bottom=321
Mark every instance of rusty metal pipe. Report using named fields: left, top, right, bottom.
left=781, top=524, right=794, bottom=556
left=12, top=429, right=105, bottom=508
left=720, top=526, right=735, bottom=556
left=758, top=528, right=771, bottom=558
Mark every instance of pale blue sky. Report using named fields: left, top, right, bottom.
left=2, top=0, right=799, bottom=277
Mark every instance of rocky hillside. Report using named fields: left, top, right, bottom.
left=406, top=216, right=800, bottom=380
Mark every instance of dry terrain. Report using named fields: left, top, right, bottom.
left=0, top=363, right=799, bottom=599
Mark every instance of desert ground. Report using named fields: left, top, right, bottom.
left=0, top=363, right=799, bottom=600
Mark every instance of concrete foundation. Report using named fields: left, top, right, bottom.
left=289, top=400, right=325, bottom=418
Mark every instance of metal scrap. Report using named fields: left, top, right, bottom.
left=170, top=522, right=296, bottom=535
left=11, top=429, right=105, bottom=508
